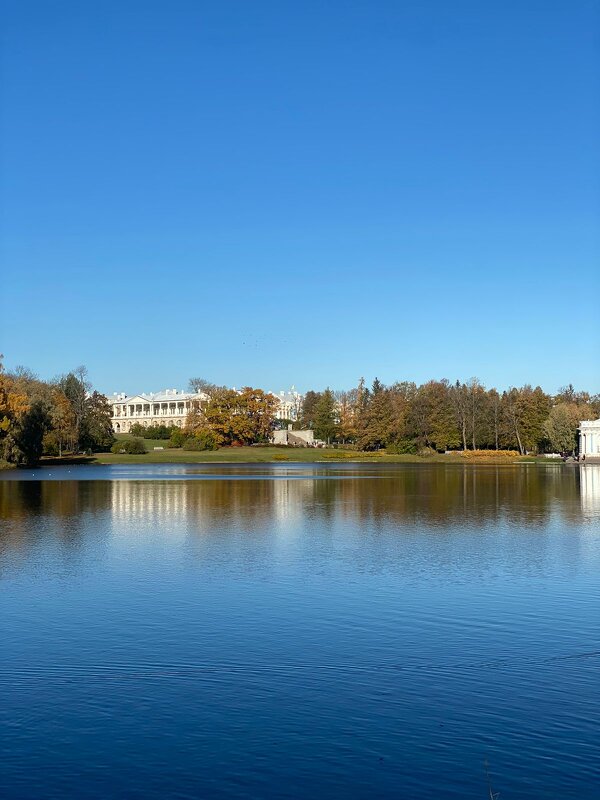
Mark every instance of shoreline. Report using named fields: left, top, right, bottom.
left=0, top=450, right=579, bottom=471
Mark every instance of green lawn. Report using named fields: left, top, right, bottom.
left=0, top=434, right=555, bottom=468
left=94, top=445, right=389, bottom=464
left=0, top=448, right=559, bottom=468
left=90, top=442, right=542, bottom=465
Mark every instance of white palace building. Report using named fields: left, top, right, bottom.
left=110, top=386, right=305, bottom=433
left=110, top=389, right=208, bottom=433
left=579, top=419, right=600, bottom=461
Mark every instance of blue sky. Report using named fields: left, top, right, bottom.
left=1, top=0, right=599, bottom=395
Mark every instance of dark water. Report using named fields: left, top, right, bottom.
left=1, top=463, right=599, bottom=799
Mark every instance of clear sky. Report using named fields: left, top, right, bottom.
left=1, top=0, right=599, bottom=396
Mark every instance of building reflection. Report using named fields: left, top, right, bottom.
left=580, top=465, right=600, bottom=516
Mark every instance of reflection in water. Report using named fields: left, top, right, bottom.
left=1, top=464, right=599, bottom=800
left=0, top=464, right=590, bottom=567
left=0, top=463, right=586, bottom=534
left=580, top=464, right=600, bottom=516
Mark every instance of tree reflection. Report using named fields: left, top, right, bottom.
left=0, top=465, right=592, bottom=561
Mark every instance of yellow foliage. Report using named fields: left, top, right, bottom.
left=0, top=357, right=29, bottom=434
left=319, top=450, right=380, bottom=459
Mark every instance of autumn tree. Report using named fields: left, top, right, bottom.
left=48, top=389, right=77, bottom=457
left=0, top=357, right=29, bottom=443
left=467, top=377, right=486, bottom=450
left=450, top=381, right=469, bottom=451
left=185, top=387, right=277, bottom=446
left=410, top=380, right=460, bottom=452
left=487, top=388, right=501, bottom=450
left=335, top=388, right=358, bottom=443
left=355, top=379, right=396, bottom=450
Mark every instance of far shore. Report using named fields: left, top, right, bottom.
left=0, top=447, right=576, bottom=471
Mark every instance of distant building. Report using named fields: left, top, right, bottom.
left=109, top=389, right=208, bottom=433
left=579, top=419, right=600, bottom=460
left=272, top=428, right=316, bottom=447
left=269, top=387, right=303, bottom=421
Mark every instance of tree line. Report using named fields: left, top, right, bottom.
left=2, top=358, right=598, bottom=465
left=296, top=379, right=600, bottom=455
left=0, top=360, right=114, bottom=466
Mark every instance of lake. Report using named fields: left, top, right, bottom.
left=1, top=463, right=599, bottom=798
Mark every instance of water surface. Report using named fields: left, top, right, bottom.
left=1, top=463, right=599, bottom=798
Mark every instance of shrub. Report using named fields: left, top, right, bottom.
left=42, top=432, right=59, bottom=456
left=386, top=440, right=417, bottom=455
left=460, top=449, right=520, bottom=459
left=111, top=438, right=147, bottom=454
left=320, top=450, right=379, bottom=459
left=125, top=438, right=147, bottom=454
left=182, top=432, right=218, bottom=451
left=417, top=446, right=437, bottom=458
left=130, top=423, right=176, bottom=440
left=168, top=428, right=186, bottom=448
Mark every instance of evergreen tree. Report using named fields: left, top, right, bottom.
left=300, top=390, right=321, bottom=429
left=313, top=388, right=338, bottom=443
left=356, top=379, right=395, bottom=450
left=4, top=398, right=51, bottom=466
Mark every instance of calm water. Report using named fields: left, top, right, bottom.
left=1, top=463, right=599, bottom=799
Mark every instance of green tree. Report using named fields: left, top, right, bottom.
left=58, top=367, right=89, bottom=452
left=82, top=391, right=115, bottom=452
left=313, top=388, right=338, bottom=443
left=501, top=385, right=551, bottom=454
left=300, top=390, right=321, bottom=429
left=543, top=403, right=580, bottom=453
left=3, top=398, right=51, bottom=466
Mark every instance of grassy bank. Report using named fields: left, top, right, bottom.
left=0, top=443, right=562, bottom=471
left=87, top=446, right=553, bottom=465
